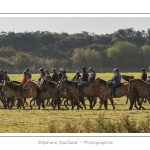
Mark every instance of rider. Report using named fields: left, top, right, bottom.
left=3, top=70, right=10, bottom=81
left=147, top=76, right=150, bottom=100
left=51, top=68, right=59, bottom=82
left=38, top=68, right=46, bottom=84
left=109, top=68, right=121, bottom=98
left=71, top=71, right=81, bottom=82
left=58, top=68, right=64, bottom=80
left=62, top=70, right=68, bottom=80
left=88, top=67, right=96, bottom=82
left=141, top=68, right=147, bottom=81
left=45, top=69, right=51, bottom=81
left=25, top=68, right=32, bottom=79
left=0, top=69, right=4, bottom=83
left=19, top=71, right=29, bottom=97
left=78, top=67, right=89, bottom=96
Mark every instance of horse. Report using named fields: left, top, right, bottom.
left=59, top=80, right=96, bottom=109
left=122, top=75, right=135, bottom=104
left=92, top=78, right=140, bottom=110
left=39, top=80, right=63, bottom=110
left=54, top=81, right=76, bottom=110
left=2, top=81, right=33, bottom=109
left=128, top=79, right=150, bottom=107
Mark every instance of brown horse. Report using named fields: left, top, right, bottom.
left=59, top=80, right=96, bottom=109
left=128, top=79, right=150, bottom=106
left=122, top=75, right=134, bottom=104
left=93, top=78, right=140, bottom=110
left=23, top=80, right=39, bottom=109
left=2, top=81, right=33, bottom=109
left=39, top=80, right=62, bottom=109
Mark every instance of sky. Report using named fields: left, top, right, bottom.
left=1, top=17, right=150, bottom=35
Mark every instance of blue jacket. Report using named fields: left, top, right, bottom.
left=110, top=72, right=121, bottom=84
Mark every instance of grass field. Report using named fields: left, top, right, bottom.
left=0, top=72, right=150, bottom=133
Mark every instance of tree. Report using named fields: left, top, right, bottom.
left=106, top=41, right=140, bottom=69
left=71, top=48, right=101, bottom=69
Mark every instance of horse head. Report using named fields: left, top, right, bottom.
left=128, top=79, right=135, bottom=92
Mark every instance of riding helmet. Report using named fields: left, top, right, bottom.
left=59, top=68, right=64, bottom=72
left=82, top=67, right=86, bottom=71
left=39, top=68, right=44, bottom=71
left=141, top=68, right=146, bottom=71
left=3, top=70, right=7, bottom=74
left=25, top=68, right=29, bottom=72
left=44, top=69, right=49, bottom=73
left=76, top=71, right=80, bottom=74
left=0, top=69, right=4, bottom=73
left=89, top=67, right=93, bottom=71
left=23, top=71, right=28, bottom=74
left=62, top=70, right=66, bottom=74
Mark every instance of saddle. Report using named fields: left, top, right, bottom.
left=81, top=82, right=90, bottom=88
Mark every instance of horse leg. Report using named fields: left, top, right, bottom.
left=126, top=96, right=128, bottom=104
left=109, top=98, right=115, bottom=110
left=64, top=99, right=69, bottom=109
left=91, top=96, right=97, bottom=109
left=41, top=100, right=45, bottom=109
left=103, top=98, right=108, bottom=110
left=79, top=96, right=86, bottom=109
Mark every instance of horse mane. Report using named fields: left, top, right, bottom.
left=65, top=80, right=78, bottom=87
left=5, top=81, right=19, bottom=90
left=122, top=75, right=134, bottom=82
left=99, top=78, right=107, bottom=86
left=134, top=79, right=146, bottom=83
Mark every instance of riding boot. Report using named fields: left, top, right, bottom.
left=78, top=86, right=84, bottom=96
left=19, top=86, right=23, bottom=98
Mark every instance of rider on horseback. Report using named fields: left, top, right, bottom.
left=38, top=68, right=46, bottom=84
left=141, top=68, right=147, bottom=81
left=25, top=68, right=32, bottom=79
left=44, top=69, right=51, bottom=81
left=71, top=71, right=81, bottom=81
left=147, top=76, right=150, bottom=100
left=88, top=67, right=96, bottom=82
left=109, top=68, right=121, bottom=98
left=78, top=67, right=89, bottom=96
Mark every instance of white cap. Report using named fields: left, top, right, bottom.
left=59, top=68, right=64, bottom=71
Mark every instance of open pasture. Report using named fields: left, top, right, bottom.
left=0, top=72, right=150, bottom=133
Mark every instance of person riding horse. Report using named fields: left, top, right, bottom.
left=109, top=68, right=121, bottom=98
left=58, top=68, right=64, bottom=80
left=141, top=68, right=147, bottom=81
left=71, top=71, right=81, bottom=81
left=44, top=69, right=51, bottom=81
left=25, top=68, right=32, bottom=79
left=19, top=71, right=29, bottom=97
left=147, top=76, right=150, bottom=100
left=78, top=67, right=89, bottom=96
left=3, top=70, right=10, bottom=81
left=88, top=67, right=96, bottom=82
left=0, top=69, right=4, bottom=83
left=62, top=70, right=68, bottom=80
left=38, top=68, right=46, bottom=84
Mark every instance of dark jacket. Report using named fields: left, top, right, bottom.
left=58, top=72, right=62, bottom=80
left=4, top=75, right=10, bottom=81
left=28, top=72, right=32, bottom=79
left=51, top=72, right=59, bottom=82
left=80, top=71, right=89, bottom=81
left=141, top=72, right=147, bottom=81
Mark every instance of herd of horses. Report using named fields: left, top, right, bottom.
left=0, top=74, right=150, bottom=110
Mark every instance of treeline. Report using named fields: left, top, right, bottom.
left=0, top=28, right=150, bottom=73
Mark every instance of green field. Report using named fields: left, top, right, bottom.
left=0, top=72, right=150, bottom=133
